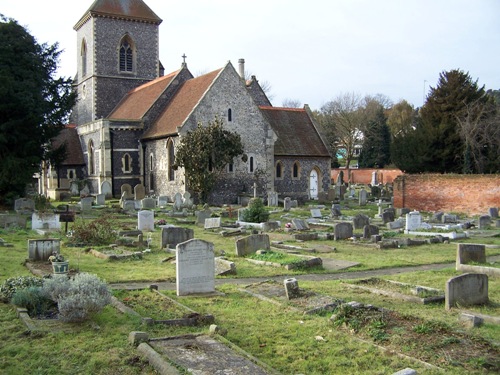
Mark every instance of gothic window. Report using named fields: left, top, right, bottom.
left=149, top=153, right=154, bottom=171
left=122, top=153, right=132, bottom=173
left=67, top=169, right=76, bottom=180
left=292, top=161, right=300, bottom=179
left=167, top=139, right=175, bottom=181
left=81, top=39, right=87, bottom=77
left=227, top=160, right=234, bottom=173
left=249, top=156, right=255, bottom=173
left=88, top=140, right=95, bottom=175
left=119, top=37, right=134, bottom=72
left=228, top=108, right=232, bottom=122
left=276, top=161, right=282, bottom=179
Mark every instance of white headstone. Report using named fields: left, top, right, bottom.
left=138, top=210, right=154, bottom=231
left=310, top=208, right=322, bottom=218
left=101, top=181, right=112, bottom=198
left=176, top=239, right=215, bottom=296
left=31, top=213, right=61, bottom=230
left=405, top=211, right=422, bottom=231
left=204, top=217, right=221, bottom=229
left=95, top=193, right=106, bottom=206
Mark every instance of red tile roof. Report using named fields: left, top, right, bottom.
left=75, top=0, right=162, bottom=28
left=108, top=70, right=179, bottom=120
left=52, top=125, right=85, bottom=165
left=142, top=68, right=222, bottom=139
left=259, top=107, right=330, bottom=157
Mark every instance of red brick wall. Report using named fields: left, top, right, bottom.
left=331, top=168, right=403, bottom=184
left=393, top=174, right=500, bottom=215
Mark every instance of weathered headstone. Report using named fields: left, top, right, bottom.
left=353, top=214, right=370, bottom=230
left=176, top=239, right=215, bottom=296
left=80, top=197, right=93, bottom=212
left=371, top=171, right=378, bottom=185
left=292, top=218, right=309, bottom=230
left=456, top=243, right=486, bottom=267
left=162, top=227, right=194, bottom=249
left=141, top=197, right=156, bottom=209
left=358, top=189, right=367, bottom=206
left=0, top=214, right=27, bottom=229
left=331, top=204, right=342, bottom=217
left=215, top=257, right=236, bottom=276
left=488, top=207, right=498, bottom=218
left=101, top=181, right=112, bottom=198
left=283, top=197, right=291, bottom=212
left=442, top=213, right=458, bottom=223
left=235, top=234, right=270, bottom=256
left=157, top=196, right=169, bottom=208
left=363, top=224, right=379, bottom=239
left=14, top=198, right=35, bottom=214
left=237, top=208, right=248, bottom=222
left=95, top=193, right=106, bottom=206
left=310, top=208, right=322, bottom=218
left=31, top=213, right=61, bottom=231
left=405, top=211, right=422, bottom=231
left=121, top=183, right=133, bottom=197
left=284, top=278, right=300, bottom=300
left=371, top=185, right=381, bottom=199
left=382, top=210, right=395, bottom=224
left=334, top=222, right=353, bottom=240
left=138, top=210, right=154, bottom=231
left=445, top=273, right=488, bottom=310
left=134, top=184, right=146, bottom=201
left=478, top=215, right=491, bottom=229
left=123, top=200, right=136, bottom=212
left=196, top=207, right=213, bottom=225
left=183, top=191, right=193, bottom=208
left=28, top=239, right=60, bottom=261
left=80, top=185, right=90, bottom=197
left=70, top=181, right=80, bottom=196
left=204, top=217, right=221, bottom=229
left=267, top=191, right=279, bottom=207
left=173, top=192, right=183, bottom=211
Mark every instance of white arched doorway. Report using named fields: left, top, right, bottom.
left=309, top=169, right=319, bottom=199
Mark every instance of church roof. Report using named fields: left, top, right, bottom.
left=51, top=125, right=86, bottom=165
left=108, top=70, right=180, bottom=120
left=259, top=107, right=330, bottom=157
left=75, top=0, right=162, bottom=29
left=142, top=68, right=223, bottom=139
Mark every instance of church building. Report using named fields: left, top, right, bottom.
left=47, top=0, right=331, bottom=205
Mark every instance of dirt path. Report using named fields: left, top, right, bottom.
left=109, top=254, right=500, bottom=290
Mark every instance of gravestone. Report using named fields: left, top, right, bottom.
left=157, top=196, right=169, bottom=208
left=141, top=198, right=156, bottom=209
left=235, top=234, right=270, bottom=256
left=123, top=201, right=136, bottom=212
left=371, top=171, right=378, bottom=185
left=95, top=193, right=106, bottom=206
left=176, top=239, right=215, bottom=296
left=31, top=213, right=61, bottom=231
left=28, top=239, right=60, bottom=261
left=382, top=210, right=395, bottom=224
left=283, top=197, right=291, bottom=212
left=456, top=243, right=486, bottom=267
left=488, top=207, right=498, bottom=218
left=204, top=217, right=221, bottom=229
left=284, top=278, right=300, bottom=300
left=405, top=211, right=422, bottom=231
left=331, top=204, right=342, bottom=217
left=134, top=184, right=146, bottom=201
left=215, top=257, right=237, bottom=276
left=70, top=181, right=80, bottom=196
left=445, top=273, right=488, bottom=310
left=353, top=214, right=370, bottom=230
left=371, top=185, right=380, bottom=199
left=121, top=183, right=132, bottom=196
left=267, top=191, right=279, bottom=207
left=0, top=214, right=27, bottom=229
left=14, top=198, right=35, bottom=214
left=80, top=185, right=90, bottom=197
left=387, top=219, right=405, bottom=230
left=138, top=210, right=154, bottom=231
left=196, top=206, right=213, bottom=225
left=442, top=214, right=457, bottom=223
left=237, top=208, right=248, bottom=222
left=290, top=200, right=298, bottom=208
left=80, top=197, right=93, bottom=212
left=310, top=208, right=322, bottom=218
left=183, top=191, right=193, bottom=208
left=101, top=181, right=112, bottom=198
left=173, top=192, right=183, bottom=211
left=478, top=215, right=491, bottom=229
left=363, top=224, right=379, bottom=239
left=358, top=189, right=367, bottom=206
left=334, top=222, right=353, bottom=240
left=291, top=218, right=309, bottom=230
left=432, top=212, right=444, bottom=222
left=162, top=227, right=194, bottom=249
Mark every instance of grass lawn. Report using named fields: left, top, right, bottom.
left=0, top=200, right=498, bottom=374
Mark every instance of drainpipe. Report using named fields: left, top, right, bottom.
left=109, top=130, right=115, bottom=197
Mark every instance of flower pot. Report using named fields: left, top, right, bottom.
left=52, top=261, right=69, bottom=274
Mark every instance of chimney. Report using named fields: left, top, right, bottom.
left=238, top=58, right=245, bottom=80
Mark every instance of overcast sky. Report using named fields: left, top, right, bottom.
left=2, top=0, right=499, bottom=110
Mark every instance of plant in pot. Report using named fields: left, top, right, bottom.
left=48, top=252, right=69, bottom=275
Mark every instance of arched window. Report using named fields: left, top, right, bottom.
left=119, top=37, right=134, bottom=72
left=167, top=139, right=175, bottom=181
left=88, top=140, right=95, bottom=175
left=292, top=161, right=300, bottom=179
left=149, top=153, right=154, bottom=171
left=276, top=161, right=282, bottom=179
left=249, top=156, right=254, bottom=173
left=228, top=108, right=232, bottom=122
left=81, top=39, right=87, bottom=77
left=122, top=153, right=132, bottom=173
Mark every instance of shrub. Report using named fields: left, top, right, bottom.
left=69, top=216, right=118, bottom=245
left=42, top=273, right=111, bottom=323
left=242, top=198, right=269, bottom=223
left=0, top=276, right=43, bottom=302
left=11, top=286, right=55, bottom=317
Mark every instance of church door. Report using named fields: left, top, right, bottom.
left=309, top=169, right=319, bottom=199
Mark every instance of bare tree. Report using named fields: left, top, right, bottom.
left=282, top=98, right=302, bottom=108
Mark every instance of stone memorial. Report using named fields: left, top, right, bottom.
left=382, top=210, right=395, bottom=224
left=121, top=183, right=133, bottom=198
left=478, top=215, right=491, bottom=229
left=196, top=206, right=213, bottom=225
left=267, top=191, right=279, bottom=207
left=173, top=192, right=183, bottom=211
left=283, top=197, right=291, bottom=212
left=334, top=222, right=353, bottom=240
left=141, top=197, right=156, bottom=209
left=456, top=243, right=486, bottom=267
left=235, top=234, right=270, bottom=256
left=138, top=210, right=154, bottom=231
left=28, top=239, right=60, bottom=261
left=70, top=181, right=80, bottom=196
left=101, top=181, right=113, bottom=198
left=14, top=198, right=35, bottom=214
left=291, top=218, right=309, bottom=230
left=204, top=217, right=221, bottom=229
left=488, top=207, right=498, bottom=218
left=371, top=171, right=378, bottom=186
left=157, top=196, right=169, bottom=208
left=363, top=224, right=379, bottom=239
left=353, top=214, right=370, bottom=230
left=162, top=227, right=194, bottom=249
left=358, top=189, right=367, bottom=206
left=80, top=197, right=94, bottom=212
left=176, top=239, right=215, bottom=296
left=80, top=185, right=90, bottom=197
left=123, top=201, right=136, bottom=212
left=445, top=273, right=488, bottom=310
left=310, top=208, right=322, bottom=218
left=405, top=211, right=422, bottom=231
left=182, top=191, right=194, bottom=208
left=31, top=212, right=61, bottom=231
left=95, top=193, right=106, bottom=206
left=284, top=278, right=300, bottom=299
left=331, top=204, right=342, bottom=217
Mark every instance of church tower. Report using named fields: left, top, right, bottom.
left=72, top=0, right=162, bottom=126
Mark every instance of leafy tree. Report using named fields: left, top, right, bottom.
left=358, top=106, right=391, bottom=168
left=387, top=100, right=417, bottom=137
left=175, top=116, right=245, bottom=203
left=0, top=16, right=76, bottom=203
left=419, top=69, right=488, bottom=173
left=390, top=116, right=428, bottom=173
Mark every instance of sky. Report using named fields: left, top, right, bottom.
left=2, top=0, right=499, bottom=110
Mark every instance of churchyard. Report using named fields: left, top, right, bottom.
left=0, top=187, right=499, bottom=374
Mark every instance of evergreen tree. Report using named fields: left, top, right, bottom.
left=419, top=69, right=488, bottom=173
left=174, top=116, right=245, bottom=203
left=0, top=16, right=75, bottom=203
left=358, top=107, right=391, bottom=168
